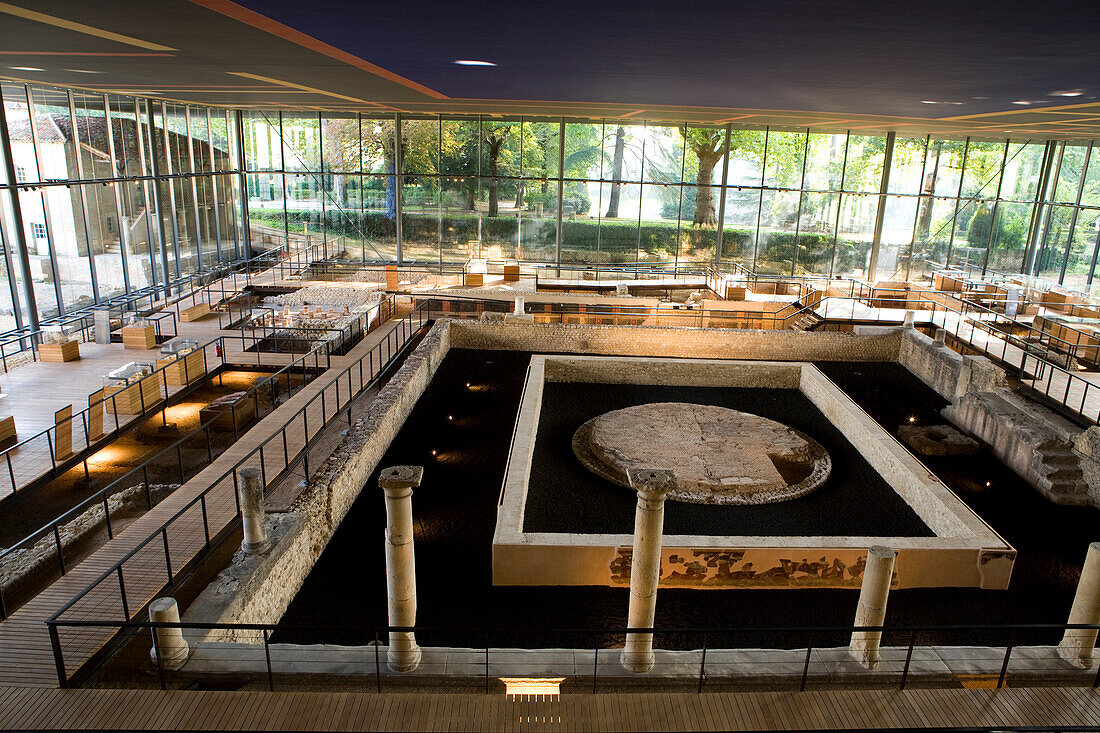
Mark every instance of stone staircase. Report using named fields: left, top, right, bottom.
left=944, top=389, right=1094, bottom=506
left=786, top=310, right=823, bottom=331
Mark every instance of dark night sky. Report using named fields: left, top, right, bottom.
left=236, top=0, right=1100, bottom=117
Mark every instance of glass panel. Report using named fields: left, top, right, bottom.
left=960, top=141, right=1005, bottom=200
left=639, top=182, right=681, bottom=264
left=210, top=110, right=232, bottom=172
left=172, top=178, right=198, bottom=273
left=595, top=180, right=641, bottom=264
left=987, top=201, right=1032, bottom=273
left=1001, top=140, right=1047, bottom=202
left=888, top=137, right=928, bottom=195
left=401, top=117, right=438, bottom=175
left=119, top=179, right=156, bottom=287
left=1035, top=205, right=1074, bottom=281
left=726, top=128, right=766, bottom=187
left=19, top=189, right=61, bottom=316
left=796, top=191, right=838, bottom=275
left=762, top=130, right=806, bottom=190
left=3, top=82, right=41, bottom=183
left=83, top=182, right=124, bottom=300
left=280, top=113, right=319, bottom=172
left=1055, top=142, right=1090, bottom=203
left=803, top=132, right=847, bottom=192
left=843, top=135, right=886, bottom=193
left=563, top=121, right=605, bottom=182
left=756, top=189, right=800, bottom=274
left=1080, top=145, right=1100, bottom=208
left=28, top=86, right=75, bottom=184
left=719, top=187, right=760, bottom=269
left=923, top=139, right=966, bottom=198
left=875, top=195, right=919, bottom=281
left=601, top=123, right=645, bottom=184
left=164, top=104, right=191, bottom=174
left=834, top=193, right=876, bottom=278
left=521, top=119, right=560, bottom=179
left=321, top=113, right=359, bottom=173
left=247, top=172, right=286, bottom=251
left=243, top=110, right=280, bottom=171
left=188, top=107, right=211, bottom=174
left=107, top=95, right=145, bottom=178
left=401, top=174, right=438, bottom=262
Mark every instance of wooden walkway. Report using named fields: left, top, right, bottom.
left=0, top=314, right=414, bottom=688
left=1, top=686, right=1099, bottom=731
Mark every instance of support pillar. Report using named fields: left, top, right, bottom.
left=849, top=546, right=895, bottom=669
left=380, top=465, right=424, bottom=672
left=621, top=468, right=675, bottom=673
left=148, top=597, right=189, bottom=670
left=237, top=467, right=269, bottom=554
left=934, top=329, right=947, bottom=347
left=1059, top=542, right=1100, bottom=667
left=902, top=310, right=915, bottom=329
left=513, top=296, right=525, bottom=316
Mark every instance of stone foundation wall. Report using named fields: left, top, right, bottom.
left=450, top=320, right=904, bottom=362
left=899, top=327, right=1008, bottom=401
left=186, top=320, right=453, bottom=628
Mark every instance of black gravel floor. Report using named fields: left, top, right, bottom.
left=526, top=381, right=932, bottom=537
left=274, top=350, right=1100, bottom=650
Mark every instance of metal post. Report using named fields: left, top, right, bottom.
left=867, top=132, right=896, bottom=279
left=263, top=628, right=274, bottom=691
left=0, top=94, right=40, bottom=330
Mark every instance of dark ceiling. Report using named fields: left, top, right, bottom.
left=233, top=0, right=1100, bottom=118
left=2, top=0, right=1100, bottom=138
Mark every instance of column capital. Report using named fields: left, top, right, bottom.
left=379, top=465, right=424, bottom=495
left=626, top=468, right=676, bottom=501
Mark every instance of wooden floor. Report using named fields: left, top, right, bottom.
left=0, top=315, right=412, bottom=687
left=1, top=686, right=1099, bottom=731
left=0, top=270, right=298, bottom=498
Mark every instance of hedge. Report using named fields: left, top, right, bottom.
left=249, top=208, right=871, bottom=267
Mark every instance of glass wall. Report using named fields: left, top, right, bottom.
left=240, top=112, right=1100, bottom=289
left=8, top=80, right=1100, bottom=331
left=0, top=81, right=242, bottom=328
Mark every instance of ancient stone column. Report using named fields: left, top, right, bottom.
left=237, top=467, right=270, bottom=555
left=934, top=329, right=947, bottom=347
left=513, top=296, right=525, bottom=316
left=849, top=546, right=896, bottom=669
left=903, top=310, right=915, bottom=328
left=621, top=468, right=676, bottom=673
left=148, top=597, right=189, bottom=670
left=1059, top=542, right=1100, bottom=667
left=380, top=465, right=424, bottom=672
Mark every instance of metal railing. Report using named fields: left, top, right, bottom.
left=43, top=303, right=432, bottom=684
left=43, top=618, right=1100, bottom=692
left=0, top=297, right=397, bottom=621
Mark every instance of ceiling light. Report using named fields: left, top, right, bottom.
left=10, top=66, right=43, bottom=71
left=1012, top=100, right=1031, bottom=105
left=920, top=100, right=937, bottom=104
left=64, top=69, right=101, bottom=74
left=1050, top=89, right=1085, bottom=97
left=454, top=60, right=496, bottom=66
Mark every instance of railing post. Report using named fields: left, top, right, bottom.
left=592, top=645, right=598, bottom=694
left=800, top=642, right=812, bottom=692
left=263, top=628, right=274, bottom=691
left=48, top=622, right=68, bottom=688
left=997, top=630, right=1016, bottom=688
left=900, top=629, right=915, bottom=690
left=374, top=631, right=382, bottom=694
left=53, top=525, right=66, bottom=575
left=117, top=566, right=130, bottom=620
left=698, top=636, right=708, bottom=694
left=162, top=527, right=173, bottom=582
left=102, top=492, right=113, bottom=540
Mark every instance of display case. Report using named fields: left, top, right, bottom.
left=156, top=339, right=206, bottom=386
left=121, top=317, right=157, bottom=350
left=39, top=325, right=80, bottom=362
left=103, top=361, right=162, bottom=414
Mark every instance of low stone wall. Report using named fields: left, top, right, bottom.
left=1, top=483, right=177, bottom=603
left=450, top=320, right=904, bottom=362
left=185, top=320, right=453, bottom=628
left=899, top=327, right=1007, bottom=401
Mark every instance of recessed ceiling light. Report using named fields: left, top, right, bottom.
left=1050, top=89, right=1085, bottom=97
left=973, top=96, right=990, bottom=100
left=64, top=69, right=101, bottom=74
left=10, top=66, right=43, bottom=71
left=1012, top=100, right=1031, bottom=105
left=920, top=100, right=937, bottom=104
left=453, top=59, right=496, bottom=66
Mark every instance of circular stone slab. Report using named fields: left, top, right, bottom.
left=572, top=402, right=831, bottom=505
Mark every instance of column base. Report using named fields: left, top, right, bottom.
left=387, top=646, right=422, bottom=673
left=1057, top=641, right=1096, bottom=669
left=241, top=538, right=271, bottom=555
left=150, top=643, right=190, bottom=671
left=620, top=644, right=655, bottom=673
left=848, top=638, right=880, bottom=670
